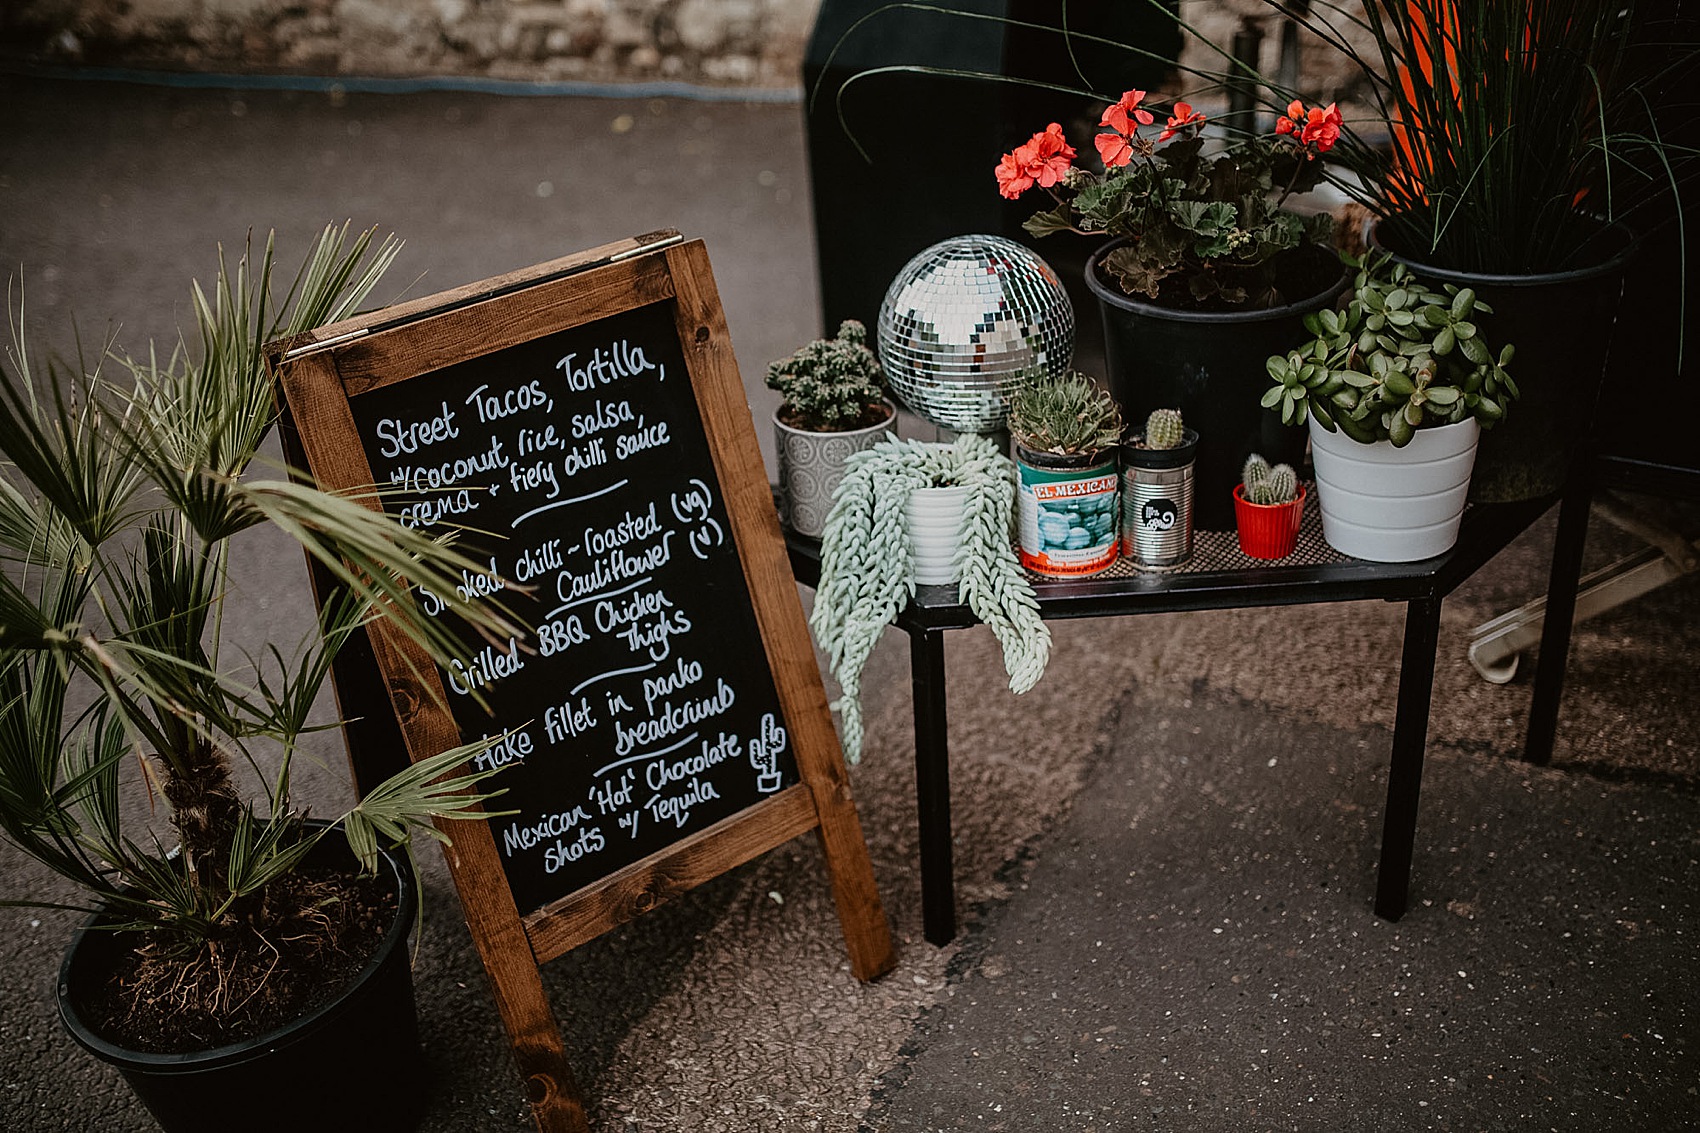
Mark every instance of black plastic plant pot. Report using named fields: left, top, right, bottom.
left=57, top=827, right=426, bottom=1133
left=1371, top=218, right=1637, bottom=503
left=1086, top=241, right=1349, bottom=530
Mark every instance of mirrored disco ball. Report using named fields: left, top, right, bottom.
left=878, top=234, right=1074, bottom=433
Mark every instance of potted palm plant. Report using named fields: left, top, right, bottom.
left=809, top=434, right=1049, bottom=762
left=997, top=89, right=1348, bottom=528
left=766, top=319, right=896, bottom=538
left=0, top=226, right=511, bottom=1133
left=1006, top=370, right=1123, bottom=578
left=1264, top=253, right=1519, bottom=561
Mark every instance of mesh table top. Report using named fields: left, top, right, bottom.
left=1042, top=485, right=1346, bottom=583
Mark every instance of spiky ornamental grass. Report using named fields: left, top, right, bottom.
left=765, top=319, right=888, bottom=431
left=0, top=225, right=514, bottom=950
left=1007, top=371, right=1123, bottom=457
left=810, top=435, right=1049, bottom=761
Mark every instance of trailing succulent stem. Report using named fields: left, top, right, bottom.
left=811, top=435, right=1049, bottom=761
left=1008, top=370, right=1123, bottom=456
left=1263, top=254, right=1518, bottom=446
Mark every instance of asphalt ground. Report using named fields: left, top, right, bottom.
left=2, top=72, right=1697, bottom=1132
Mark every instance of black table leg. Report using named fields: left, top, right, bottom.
left=1376, top=595, right=1442, bottom=921
left=1525, top=484, right=1592, bottom=765
left=910, top=629, right=955, bottom=946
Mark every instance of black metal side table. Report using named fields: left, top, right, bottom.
left=1524, top=443, right=1700, bottom=765
left=788, top=491, right=1556, bottom=945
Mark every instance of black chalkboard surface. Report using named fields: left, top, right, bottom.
left=348, top=300, right=799, bottom=912
left=273, top=234, right=892, bottom=1133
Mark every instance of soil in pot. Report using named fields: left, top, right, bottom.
left=1086, top=241, right=1348, bottom=530
left=74, top=863, right=396, bottom=1053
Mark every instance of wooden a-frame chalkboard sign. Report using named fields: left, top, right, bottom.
left=269, top=231, right=894, bottom=1132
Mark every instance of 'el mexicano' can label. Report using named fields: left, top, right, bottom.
left=1016, top=454, right=1119, bottom=578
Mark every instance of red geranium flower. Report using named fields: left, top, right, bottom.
left=1300, top=102, right=1343, bottom=153
left=995, top=149, right=1035, bottom=199
left=1157, top=101, right=1206, bottom=143
left=995, top=122, right=1077, bottom=199
left=1095, top=129, right=1134, bottom=168
left=1275, top=100, right=1342, bottom=158
left=1099, top=89, right=1156, bottom=136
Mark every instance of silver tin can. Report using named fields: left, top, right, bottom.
left=1120, top=430, right=1199, bottom=568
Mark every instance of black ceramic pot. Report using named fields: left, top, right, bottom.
left=1086, top=242, right=1349, bottom=529
left=57, top=825, right=426, bottom=1133
left=1371, top=218, right=1637, bottom=503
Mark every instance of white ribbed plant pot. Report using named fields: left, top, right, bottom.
left=1309, top=416, right=1480, bottom=562
left=774, top=400, right=897, bottom=538
left=904, top=484, right=971, bottom=585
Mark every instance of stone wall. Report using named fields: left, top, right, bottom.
left=0, top=0, right=820, bottom=87
left=2, top=1, right=1376, bottom=102
left=1177, top=0, right=1382, bottom=111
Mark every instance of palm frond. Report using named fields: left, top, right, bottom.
left=339, top=739, right=515, bottom=874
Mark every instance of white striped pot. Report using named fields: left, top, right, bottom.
left=1308, top=415, right=1480, bottom=562
left=903, top=484, right=971, bottom=586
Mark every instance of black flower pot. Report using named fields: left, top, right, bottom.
left=1371, top=218, right=1637, bottom=503
left=57, top=827, right=426, bottom=1133
left=1086, top=241, right=1349, bottom=529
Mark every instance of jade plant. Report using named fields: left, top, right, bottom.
left=1263, top=254, right=1519, bottom=446
left=1141, top=408, right=1186, bottom=450
left=765, top=318, right=889, bottom=431
left=1242, top=454, right=1299, bottom=505
left=1007, top=370, right=1123, bottom=457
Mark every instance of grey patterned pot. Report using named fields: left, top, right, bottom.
left=775, top=400, right=897, bottom=538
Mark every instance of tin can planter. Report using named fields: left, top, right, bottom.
left=905, top=483, right=971, bottom=585
left=1119, top=428, right=1198, bottom=568
left=774, top=399, right=897, bottom=538
left=1233, top=483, right=1307, bottom=560
left=1015, top=445, right=1119, bottom=578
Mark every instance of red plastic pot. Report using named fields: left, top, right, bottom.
left=1233, top=483, right=1306, bottom=559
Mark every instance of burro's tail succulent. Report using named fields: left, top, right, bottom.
left=1242, top=453, right=1298, bottom=504
left=1144, top=407, right=1185, bottom=449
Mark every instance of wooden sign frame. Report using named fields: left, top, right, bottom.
left=270, top=232, right=894, bottom=1132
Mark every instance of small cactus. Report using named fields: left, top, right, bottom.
left=1144, top=408, right=1185, bottom=450
left=1242, top=453, right=1271, bottom=487
left=1242, top=454, right=1298, bottom=504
